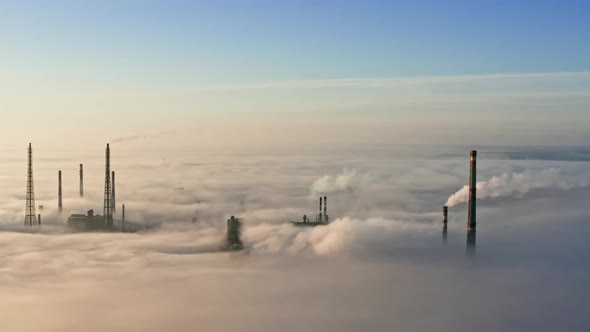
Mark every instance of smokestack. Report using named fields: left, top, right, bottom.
left=466, top=229, right=476, bottom=254
left=467, top=150, right=477, bottom=231
left=324, top=196, right=328, bottom=223
left=58, top=170, right=63, bottom=213
left=79, top=164, right=84, bottom=198
left=112, top=171, right=116, bottom=214
left=319, top=197, right=323, bottom=223
left=122, top=204, right=126, bottom=232
left=442, top=205, right=448, bottom=244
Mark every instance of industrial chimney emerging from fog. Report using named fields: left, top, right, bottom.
left=112, top=171, right=116, bottom=214
left=467, top=150, right=477, bottom=231
left=58, top=170, right=63, bottom=213
left=79, top=164, right=84, bottom=198
left=442, top=206, right=448, bottom=225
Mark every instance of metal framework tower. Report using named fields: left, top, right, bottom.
left=58, top=170, right=63, bottom=213
left=103, top=144, right=113, bottom=229
left=25, top=143, right=38, bottom=226
left=111, top=171, right=116, bottom=214
left=79, top=164, right=84, bottom=198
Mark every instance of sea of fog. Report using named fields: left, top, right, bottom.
left=0, top=144, right=589, bottom=331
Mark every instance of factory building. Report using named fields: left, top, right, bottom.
left=291, top=196, right=331, bottom=227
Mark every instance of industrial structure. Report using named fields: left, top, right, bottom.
left=79, top=164, right=84, bottom=198
left=25, top=143, right=39, bottom=226
left=58, top=170, right=63, bottom=213
left=467, top=150, right=477, bottom=253
left=442, top=205, right=448, bottom=243
left=291, top=196, right=330, bottom=227
left=103, top=144, right=113, bottom=229
left=226, top=216, right=244, bottom=251
left=112, top=171, right=116, bottom=214
left=122, top=204, right=126, bottom=232
left=68, top=209, right=105, bottom=231
left=67, top=144, right=146, bottom=233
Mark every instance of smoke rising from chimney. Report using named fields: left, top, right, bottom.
left=310, top=168, right=369, bottom=196
left=445, top=168, right=587, bottom=207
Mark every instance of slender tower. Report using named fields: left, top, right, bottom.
left=111, top=171, right=116, bottom=214
left=58, top=170, right=63, bottom=213
left=467, top=150, right=477, bottom=254
left=323, top=196, right=328, bottom=223
left=103, top=144, right=113, bottom=229
left=122, top=204, right=126, bottom=232
left=79, top=164, right=84, bottom=198
left=442, top=206, right=448, bottom=244
left=467, top=150, right=477, bottom=231
left=25, top=143, right=38, bottom=226
left=318, top=197, right=323, bottom=223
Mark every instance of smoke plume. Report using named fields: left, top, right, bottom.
left=446, top=168, right=587, bottom=207
left=310, top=168, right=368, bottom=195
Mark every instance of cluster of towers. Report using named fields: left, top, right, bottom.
left=442, top=150, right=477, bottom=251
left=24, top=143, right=121, bottom=229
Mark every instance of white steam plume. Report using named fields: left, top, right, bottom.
left=446, top=168, right=587, bottom=207
left=310, top=168, right=368, bottom=196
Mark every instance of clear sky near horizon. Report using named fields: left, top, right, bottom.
left=1, top=0, right=589, bottom=148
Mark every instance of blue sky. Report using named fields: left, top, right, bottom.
left=2, top=0, right=589, bottom=83
left=1, top=0, right=589, bottom=147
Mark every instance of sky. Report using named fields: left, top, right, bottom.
left=1, top=0, right=590, bottom=147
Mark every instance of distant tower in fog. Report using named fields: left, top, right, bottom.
left=58, top=170, right=63, bottom=213
left=112, top=171, right=116, bottom=214
left=79, top=164, right=84, bottom=198
left=25, top=143, right=38, bottom=226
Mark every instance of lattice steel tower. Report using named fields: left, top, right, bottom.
left=25, top=143, right=38, bottom=226
left=103, top=144, right=113, bottom=229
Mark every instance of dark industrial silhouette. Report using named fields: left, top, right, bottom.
left=467, top=150, right=477, bottom=253
left=442, top=205, right=448, bottom=244
left=58, top=170, right=63, bottom=213
left=103, top=144, right=113, bottom=229
left=79, top=164, right=84, bottom=198
left=291, top=196, right=331, bottom=227
left=112, top=171, right=116, bottom=214
left=226, top=216, right=244, bottom=251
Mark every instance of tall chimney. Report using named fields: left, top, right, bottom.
left=58, top=170, right=63, bottom=213
left=112, top=171, right=116, bottom=214
left=323, top=196, right=328, bottom=223
left=122, top=204, right=126, bottom=232
left=442, top=206, right=448, bottom=225
left=467, top=150, right=477, bottom=231
left=319, top=197, right=323, bottom=223
left=79, top=164, right=84, bottom=198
